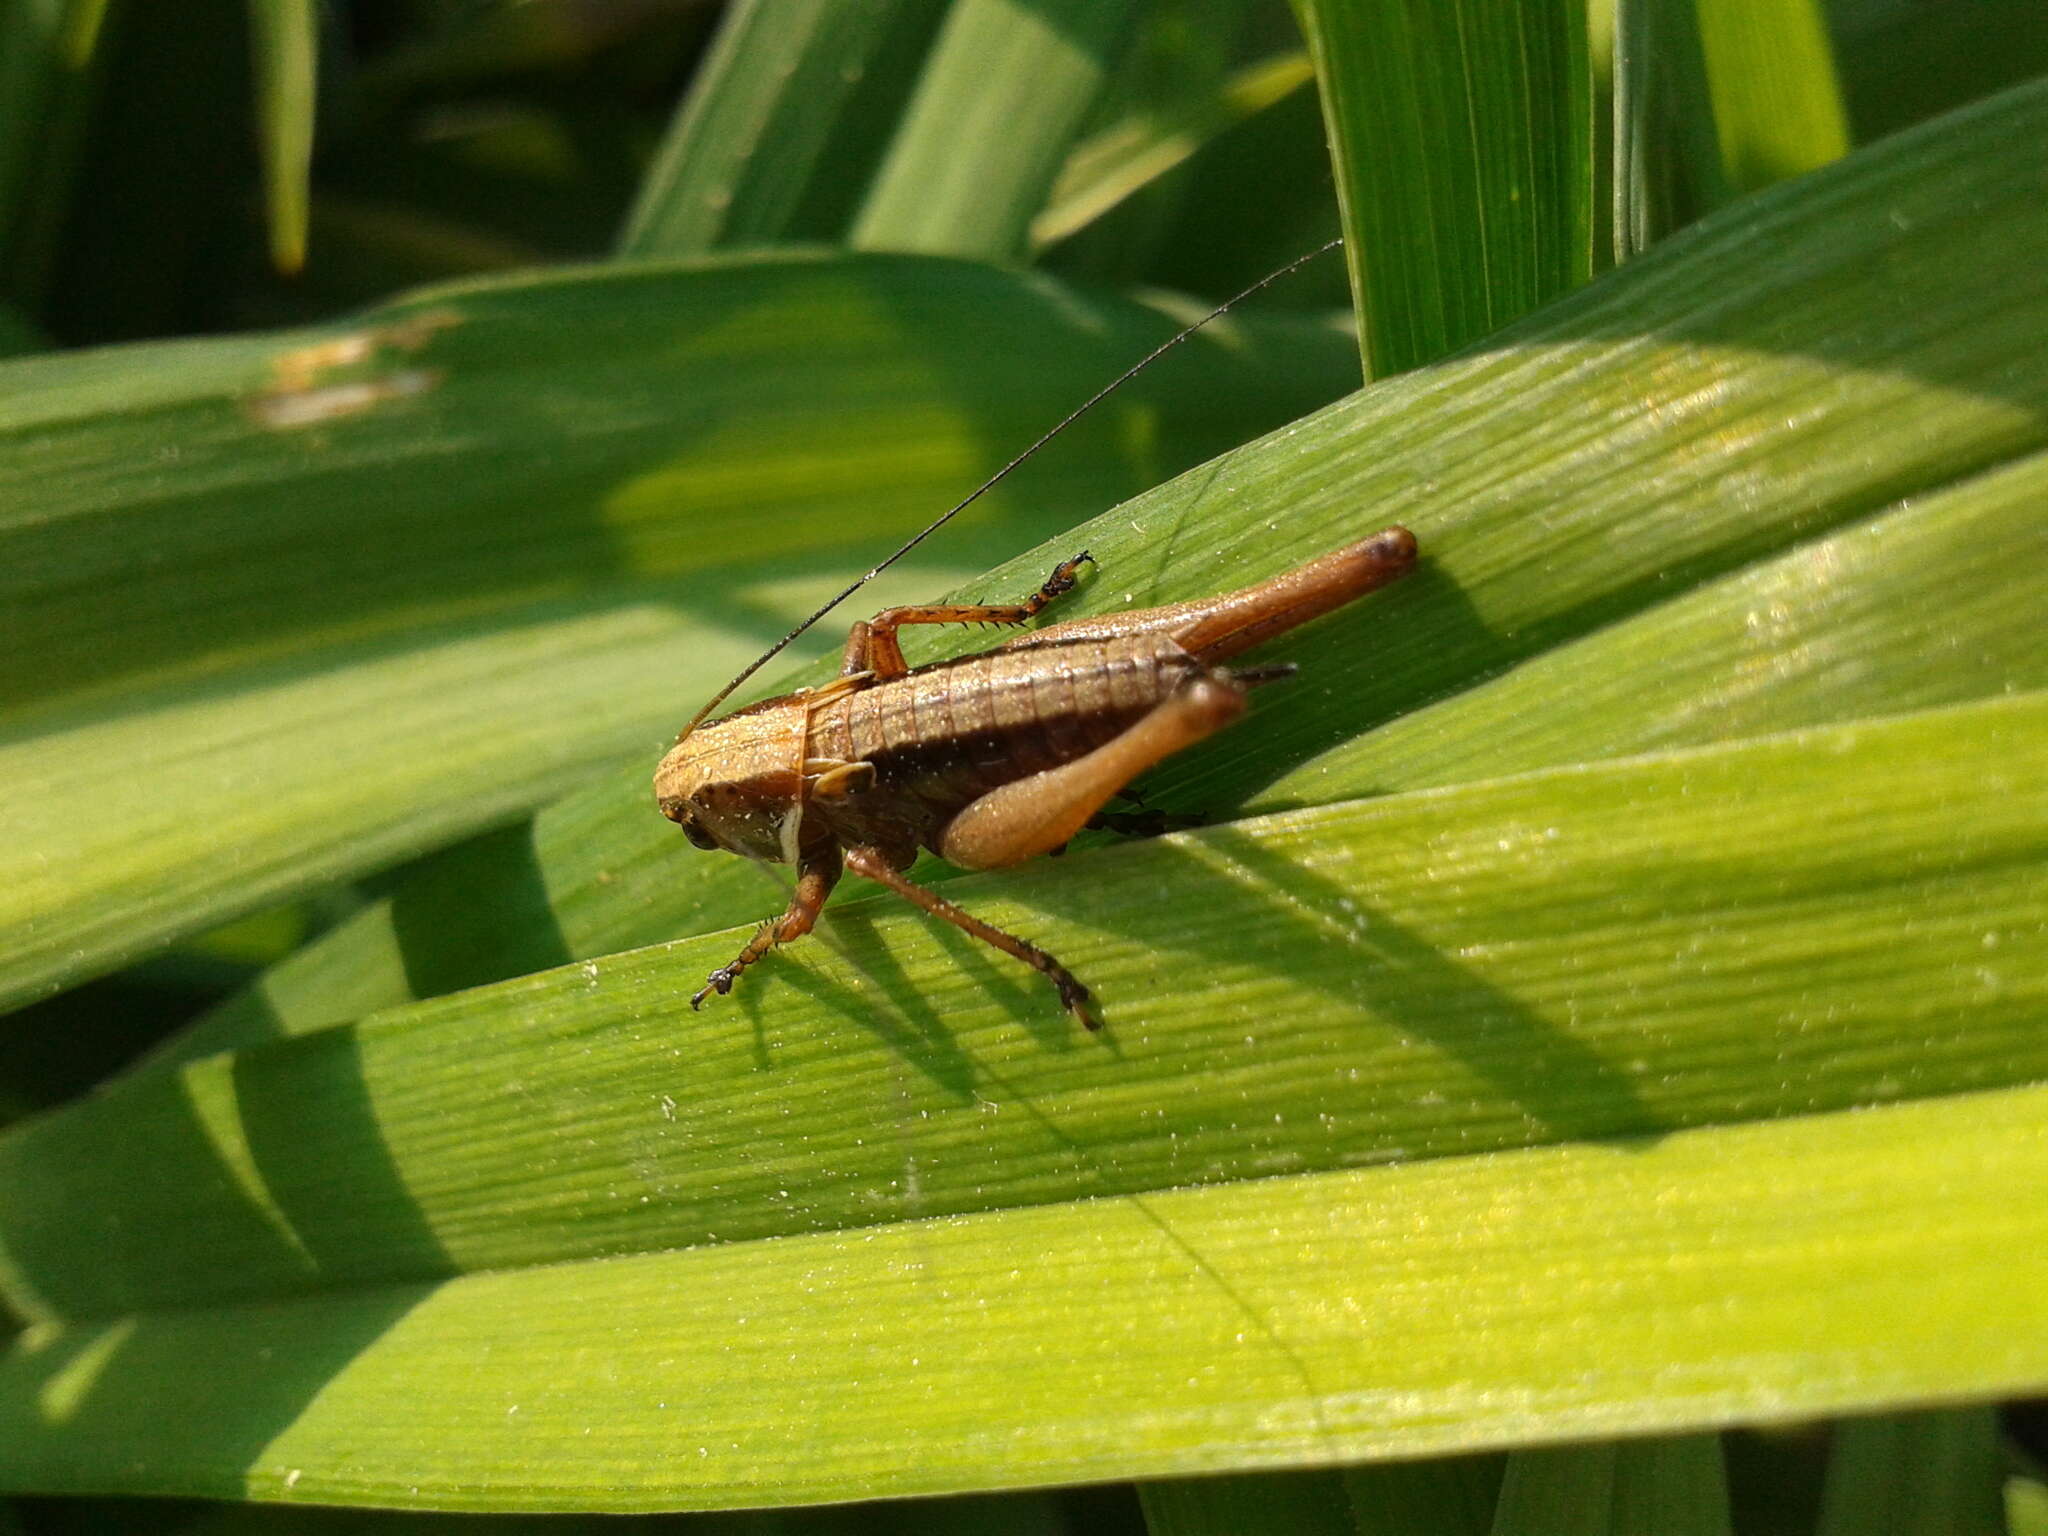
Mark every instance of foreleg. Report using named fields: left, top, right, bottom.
left=691, top=848, right=842, bottom=1008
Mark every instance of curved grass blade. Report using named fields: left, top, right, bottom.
left=167, top=77, right=2048, bottom=1059
left=1614, top=0, right=1853, bottom=259
left=246, top=0, right=316, bottom=274
left=1695, top=0, right=1849, bottom=197
left=1611, top=0, right=1724, bottom=256
left=1030, top=50, right=1317, bottom=252
left=0, top=0, right=111, bottom=305
left=1044, top=46, right=1346, bottom=305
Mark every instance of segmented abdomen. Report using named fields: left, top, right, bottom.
left=809, top=633, right=1199, bottom=802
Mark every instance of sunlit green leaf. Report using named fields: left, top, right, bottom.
left=4, top=1063, right=2046, bottom=1508
left=7, top=13, right=2047, bottom=1526
left=1695, top=0, right=1849, bottom=196
left=1258, top=445, right=2048, bottom=806
left=167, top=78, right=2048, bottom=1060
left=14, top=690, right=2046, bottom=1317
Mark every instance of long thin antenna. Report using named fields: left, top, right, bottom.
left=674, top=235, right=1345, bottom=745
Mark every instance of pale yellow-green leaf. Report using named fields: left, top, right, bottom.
left=1696, top=0, right=1851, bottom=195
left=246, top=0, right=316, bottom=273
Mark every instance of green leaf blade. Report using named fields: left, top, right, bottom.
left=851, top=0, right=1142, bottom=260
left=1696, top=0, right=1850, bottom=196
left=618, top=0, right=944, bottom=257
left=1293, top=0, right=1596, bottom=374
left=166, top=77, right=2048, bottom=1056
left=5, top=1077, right=2047, bottom=1509
left=1493, top=1438, right=1732, bottom=1536
left=1261, top=444, right=2048, bottom=806
left=10, top=4, right=2045, bottom=1523
left=246, top=0, right=316, bottom=274
left=1816, top=1410, right=2007, bottom=1536
left=11, top=692, right=2045, bottom=1320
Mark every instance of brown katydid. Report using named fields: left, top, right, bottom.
left=654, top=241, right=1417, bottom=1028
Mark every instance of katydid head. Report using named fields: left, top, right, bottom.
left=654, top=703, right=808, bottom=864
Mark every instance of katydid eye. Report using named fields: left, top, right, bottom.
left=671, top=806, right=720, bottom=856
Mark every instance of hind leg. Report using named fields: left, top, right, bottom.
left=843, top=846, right=1099, bottom=1029
left=938, top=674, right=1246, bottom=871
